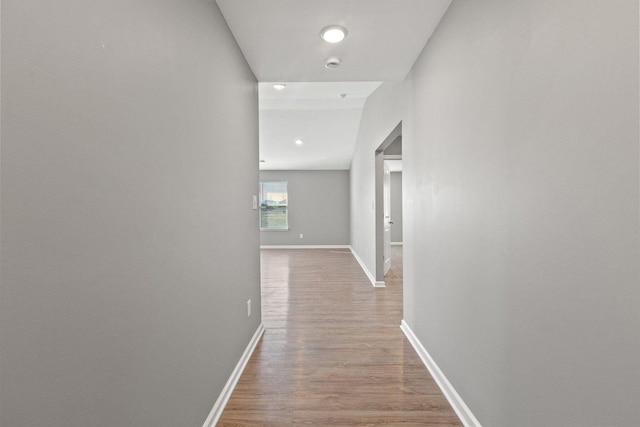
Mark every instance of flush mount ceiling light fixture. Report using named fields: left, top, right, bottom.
left=325, top=57, right=341, bottom=69
left=320, top=25, right=348, bottom=43
left=273, top=83, right=286, bottom=90
left=295, top=139, right=304, bottom=145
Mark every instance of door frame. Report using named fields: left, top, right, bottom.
left=374, top=121, right=402, bottom=283
left=383, top=160, right=392, bottom=275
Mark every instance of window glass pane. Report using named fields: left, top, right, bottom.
left=260, top=182, right=288, bottom=229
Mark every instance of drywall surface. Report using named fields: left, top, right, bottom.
left=349, top=82, right=404, bottom=275
left=259, top=170, right=349, bottom=245
left=403, top=0, right=639, bottom=425
left=390, top=172, right=403, bottom=243
left=0, top=1, right=261, bottom=426
left=385, top=136, right=402, bottom=156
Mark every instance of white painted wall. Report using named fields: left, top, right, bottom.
left=0, top=1, right=260, bottom=426
left=349, top=82, right=404, bottom=277
left=351, top=0, right=639, bottom=425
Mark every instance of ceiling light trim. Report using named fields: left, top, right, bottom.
left=320, top=25, right=348, bottom=43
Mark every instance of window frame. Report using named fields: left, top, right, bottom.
left=259, top=181, right=289, bottom=231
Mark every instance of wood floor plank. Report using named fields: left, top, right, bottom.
left=217, top=247, right=462, bottom=426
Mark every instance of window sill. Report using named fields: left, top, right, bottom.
left=260, top=228, right=289, bottom=232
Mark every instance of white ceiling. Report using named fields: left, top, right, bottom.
left=258, top=82, right=381, bottom=170
left=216, top=0, right=452, bottom=82
left=216, top=0, right=452, bottom=170
left=260, top=81, right=381, bottom=110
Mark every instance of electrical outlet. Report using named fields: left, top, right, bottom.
left=247, top=299, right=251, bottom=318
left=299, top=234, right=303, bottom=239
left=252, top=195, right=258, bottom=210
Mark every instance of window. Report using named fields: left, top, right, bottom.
left=259, top=182, right=288, bottom=230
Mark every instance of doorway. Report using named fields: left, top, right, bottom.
left=375, top=122, right=402, bottom=284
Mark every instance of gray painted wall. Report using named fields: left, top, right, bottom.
left=390, top=172, right=403, bottom=243
left=0, top=1, right=261, bottom=426
left=403, top=0, right=637, bottom=425
left=350, top=82, right=405, bottom=278
left=260, top=170, right=349, bottom=246
left=351, top=0, right=639, bottom=425
left=385, top=136, right=402, bottom=156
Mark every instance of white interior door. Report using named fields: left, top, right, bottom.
left=383, top=161, right=391, bottom=275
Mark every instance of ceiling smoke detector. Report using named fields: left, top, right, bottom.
left=325, top=57, right=341, bottom=69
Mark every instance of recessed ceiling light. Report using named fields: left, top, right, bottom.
left=295, top=139, right=304, bottom=145
left=320, top=25, right=348, bottom=43
left=325, top=57, right=341, bottom=69
left=273, top=83, right=286, bottom=90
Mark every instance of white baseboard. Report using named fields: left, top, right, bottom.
left=348, top=246, right=385, bottom=287
left=391, top=242, right=403, bottom=246
left=202, top=323, right=265, bottom=427
left=260, top=245, right=350, bottom=249
left=400, top=320, right=481, bottom=427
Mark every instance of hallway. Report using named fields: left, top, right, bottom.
left=218, top=248, right=461, bottom=426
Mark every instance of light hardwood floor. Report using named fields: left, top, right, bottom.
left=217, top=247, right=462, bottom=426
